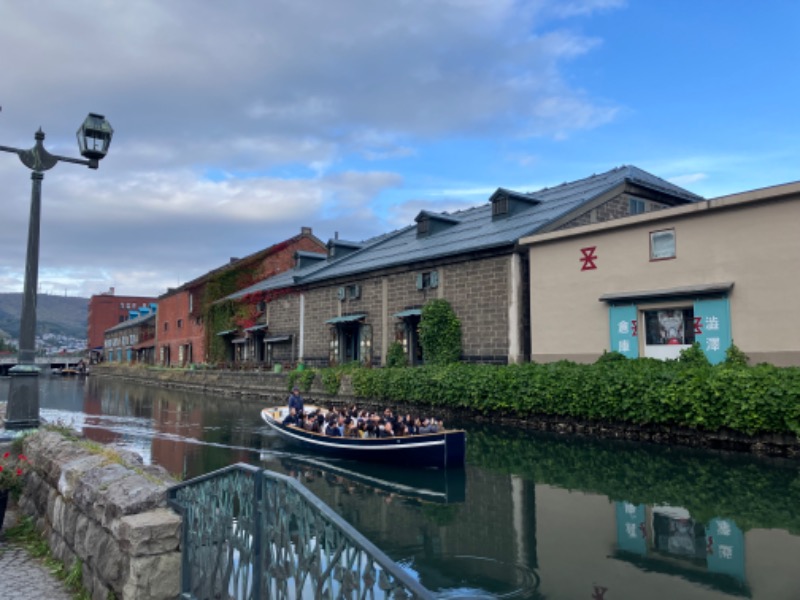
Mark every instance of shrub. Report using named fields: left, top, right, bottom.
left=419, top=299, right=462, bottom=365
left=724, top=343, right=750, bottom=368
left=386, top=342, right=408, bottom=368
left=595, top=350, right=628, bottom=364
left=677, top=342, right=711, bottom=367
left=287, top=368, right=316, bottom=392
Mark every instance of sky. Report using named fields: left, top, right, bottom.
left=1, top=1, right=799, bottom=299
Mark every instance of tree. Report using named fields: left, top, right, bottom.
left=419, top=299, right=462, bottom=365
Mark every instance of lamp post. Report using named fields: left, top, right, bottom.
left=1, top=114, right=113, bottom=430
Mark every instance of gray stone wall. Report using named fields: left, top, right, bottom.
left=265, top=292, right=302, bottom=366
left=442, top=256, right=511, bottom=362
left=295, top=256, right=513, bottom=366
left=11, top=431, right=181, bottom=600
left=558, top=193, right=670, bottom=230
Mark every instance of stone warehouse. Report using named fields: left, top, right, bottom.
left=219, top=166, right=700, bottom=367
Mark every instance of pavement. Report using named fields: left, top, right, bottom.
left=0, top=502, right=74, bottom=600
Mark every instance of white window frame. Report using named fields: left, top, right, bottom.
left=650, top=228, right=676, bottom=261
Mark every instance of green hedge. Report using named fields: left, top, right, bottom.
left=349, top=358, right=800, bottom=436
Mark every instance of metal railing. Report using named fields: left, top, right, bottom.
left=168, top=463, right=434, bottom=600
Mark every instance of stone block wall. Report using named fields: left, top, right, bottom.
left=12, top=430, right=181, bottom=600
left=296, top=255, right=514, bottom=367
left=441, top=256, right=511, bottom=362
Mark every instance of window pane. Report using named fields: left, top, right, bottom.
left=651, top=229, right=675, bottom=259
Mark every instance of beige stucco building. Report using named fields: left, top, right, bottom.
left=521, top=180, right=800, bottom=366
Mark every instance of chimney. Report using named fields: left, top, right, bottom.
left=301, top=226, right=312, bottom=235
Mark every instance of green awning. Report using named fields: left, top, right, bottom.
left=244, top=323, right=268, bottom=332
left=325, top=313, right=366, bottom=324
left=393, top=308, right=422, bottom=318
left=216, top=329, right=237, bottom=336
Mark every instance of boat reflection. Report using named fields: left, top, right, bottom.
left=262, top=452, right=466, bottom=505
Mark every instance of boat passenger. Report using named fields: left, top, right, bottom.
left=312, top=414, right=325, bottom=433
left=395, top=421, right=409, bottom=436
left=325, top=414, right=343, bottom=436
left=288, top=386, right=305, bottom=415
left=345, top=418, right=360, bottom=438
left=380, top=420, right=395, bottom=438
left=418, top=417, right=438, bottom=434
left=282, top=407, right=299, bottom=426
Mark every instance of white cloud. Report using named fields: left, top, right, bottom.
left=0, top=0, right=628, bottom=296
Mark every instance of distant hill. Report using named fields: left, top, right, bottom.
left=0, top=293, right=88, bottom=340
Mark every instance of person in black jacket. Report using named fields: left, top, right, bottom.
left=287, top=387, right=304, bottom=415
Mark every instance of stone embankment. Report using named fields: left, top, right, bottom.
left=95, top=364, right=356, bottom=405
left=11, top=430, right=181, bottom=600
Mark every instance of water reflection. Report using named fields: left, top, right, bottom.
left=616, top=503, right=748, bottom=596
left=2, top=374, right=799, bottom=599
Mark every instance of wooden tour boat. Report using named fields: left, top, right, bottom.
left=261, top=406, right=466, bottom=469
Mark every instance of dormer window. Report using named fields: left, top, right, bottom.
left=489, top=187, right=540, bottom=221
left=414, top=210, right=459, bottom=237
left=327, top=239, right=363, bottom=259
left=492, top=196, right=509, bottom=217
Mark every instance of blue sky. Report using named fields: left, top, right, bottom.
left=0, top=1, right=798, bottom=298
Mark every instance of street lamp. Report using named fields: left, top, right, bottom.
left=0, top=113, right=113, bottom=430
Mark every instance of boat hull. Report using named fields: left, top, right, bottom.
left=261, top=407, right=466, bottom=469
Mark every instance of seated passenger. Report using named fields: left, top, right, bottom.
left=345, top=418, right=360, bottom=438
left=418, top=417, right=438, bottom=434
left=325, top=414, right=343, bottom=436
left=312, top=413, right=325, bottom=434
left=282, top=407, right=299, bottom=426
left=380, top=420, right=395, bottom=438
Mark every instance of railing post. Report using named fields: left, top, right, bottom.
left=252, top=468, right=263, bottom=600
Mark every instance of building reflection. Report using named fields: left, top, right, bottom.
left=615, top=502, right=748, bottom=595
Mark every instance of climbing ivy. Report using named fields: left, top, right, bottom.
left=418, top=299, right=462, bottom=365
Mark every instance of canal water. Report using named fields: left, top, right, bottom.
left=1, top=374, right=799, bottom=599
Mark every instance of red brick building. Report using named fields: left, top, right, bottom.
left=157, top=227, right=325, bottom=367
left=87, top=288, right=157, bottom=362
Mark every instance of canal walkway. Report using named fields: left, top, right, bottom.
left=0, top=403, right=74, bottom=599
left=0, top=503, right=74, bottom=600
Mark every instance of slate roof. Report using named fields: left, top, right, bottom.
left=106, top=312, right=156, bottom=332
left=222, top=165, right=702, bottom=298
left=297, top=165, right=702, bottom=283
left=222, top=231, right=395, bottom=301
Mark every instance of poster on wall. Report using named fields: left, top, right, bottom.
left=693, top=298, right=732, bottom=365
left=609, top=304, right=638, bottom=358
